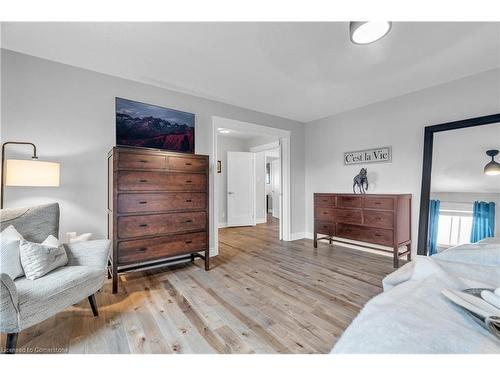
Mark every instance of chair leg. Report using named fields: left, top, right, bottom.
left=5, top=333, right=18, bottom=354
left=88, top=294, right=99, bottom=317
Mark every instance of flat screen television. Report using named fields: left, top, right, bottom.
left=116, top=97, right=195, bottom=153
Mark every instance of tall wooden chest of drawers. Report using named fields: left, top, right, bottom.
left=313, top=193, right=411, bottom=268
left=108, top=147, right=209, bottom=293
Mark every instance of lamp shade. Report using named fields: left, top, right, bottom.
left=484, top=149, right=500, bottom=176
left=484, top=161, right=500, bottom=176
left=5, top=159, right=60, bottom=187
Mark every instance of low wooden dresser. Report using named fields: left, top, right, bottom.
left=313, top=193, right=411, bottom=268
left=108, top=147, right=209, bottom=293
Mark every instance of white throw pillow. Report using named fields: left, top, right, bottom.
left=19, top=237, right=68, bottom=280
left=42, top=235, right=60, bottom=248
left=68, top=233, right=92, bottom=244
left=433, top=246, right=500, bottom=267
left=0, top=225, right=25, bottom=279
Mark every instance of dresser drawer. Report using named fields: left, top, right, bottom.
left=118, top=232, right=207, bottom=264
left=364, top=196, right=394, bottom=210
left=118, top=171, right=207, bottom=191
left=117, top=211, right=206, bottom=239
left=332, top=209, right=362, bottom=225
left=118, top=153, right=166, bottom=169
left=315, top=221, right=335, bottom=235
left=165, top=173, right=207, bottom=191
left=314, top=195, right=335, bottom=208
left=363, top=210, right=394, bottom=229
left=315, top=207, right=335, bottom=221
left=336, top=224, right=393, bottom=246
left=168, top=156, right=208, bottom=172
left=117, top=192, right=206, bottom=213
left=337, top=196, right=362, bottom=208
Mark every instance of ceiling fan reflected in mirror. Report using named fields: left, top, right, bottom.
left=484, top=149, right=500, bottom=176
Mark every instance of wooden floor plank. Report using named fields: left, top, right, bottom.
left=2, top=215, right=396, bottom=353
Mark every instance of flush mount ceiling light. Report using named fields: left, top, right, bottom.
left=484, top=149, right=500, bottom=176
left=349, top=21, right=392, bottom=44
left=218, top=128, right=230, bottom=134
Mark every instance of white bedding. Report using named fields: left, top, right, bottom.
left=331, top=240, right=500, bottom=354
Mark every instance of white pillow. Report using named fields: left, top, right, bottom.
left=19, top=238, right=68, bottom=280
left=68, top=233, right=92, bottom=244
left=433, top=247, right=500, bottom=267
left=0, top=225, right=25, bottom=279
left=478, top=237, right=500, bottom=245
left=42, top=235, right=60, bottom=248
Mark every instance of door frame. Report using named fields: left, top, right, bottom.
left=249, top=141, right=283, bottom=240
left=212, top=116, right=291, bottom=256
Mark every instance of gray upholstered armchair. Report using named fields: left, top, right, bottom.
left=0, top=203, right=111, bottom=353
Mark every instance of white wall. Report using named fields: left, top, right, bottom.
left=431, top=192, right=500, bottom=236
left=305, top=68, right=500, bottom=254
left=216, top=135, right=249, bottom=225
left=1, top=50, right=306, bottom=248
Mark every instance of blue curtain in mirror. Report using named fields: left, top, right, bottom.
left=428, top=200, right=440, bottom=255
left=470, top=201, right=496, bottom=242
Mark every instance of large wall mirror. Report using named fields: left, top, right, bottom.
left=417, top=114, right=500, bottom=255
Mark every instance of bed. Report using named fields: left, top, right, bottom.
left=331, top=238, right=500, bottom=354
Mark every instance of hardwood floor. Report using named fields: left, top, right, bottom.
left=1, top=216, right=397, bottom=354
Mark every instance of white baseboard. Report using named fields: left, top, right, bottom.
left=256, top=218, right=267, bottom=224
left=218, top=222, right=228, bottom=228
left=290, top=232, right=306, bottom=241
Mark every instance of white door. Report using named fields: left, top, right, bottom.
left=271, top=159, right=280, bottom=219
left=227, top=152, right=256, bottom=227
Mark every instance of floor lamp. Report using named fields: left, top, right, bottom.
left=1, top=141, right=60, bottom=209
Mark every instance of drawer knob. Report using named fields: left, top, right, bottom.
left=139, top=179, right=148, bottom=183
left=323, top=212, right=328, bottom=214
left=374, top=202, right=381, bottom=205
left=186, top=180, right=192, bottom=183
left=185, top=199, right=192, bottom=203
left=139, top=160, right=148, bottom=163
left=185, top=240, right=192, bottom=244
left=185, top=162, right=192, bottom=166
left=139, top=201, right=148, bottom=204
left=137, top=247, right=147, bottom=252
left=185, top=219, right=193, bottom=223
left=374, top=233, right=382, bottom=237
left=139, top=224, right=148, bottom=227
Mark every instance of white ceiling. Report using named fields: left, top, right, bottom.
left=431, top=122, right=500, bottom=194
left=2, top=22, right=500, bottom=122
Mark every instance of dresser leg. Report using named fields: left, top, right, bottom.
left=190, top=253, right=195, bottom=262
left=112, top=268, right=118, bottom=294
left=406, top=244, right=412, bottom=261
left=393, top=247, right=399, bottom=268
left=204, top=249, right=210, bottom=271
left=329, top=237, right=332, bottom=244
left=313, top=232, right=318, bottom=248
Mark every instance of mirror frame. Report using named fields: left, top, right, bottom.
left=417, top=113, right=500, bottom=255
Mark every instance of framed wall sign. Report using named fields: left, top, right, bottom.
left=344, top=146, right=392, bottom=165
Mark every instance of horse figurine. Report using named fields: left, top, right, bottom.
left=353, top=168, right=368, bottom=194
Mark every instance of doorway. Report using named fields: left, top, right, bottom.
left=212, top=116, right=291, bottom=256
